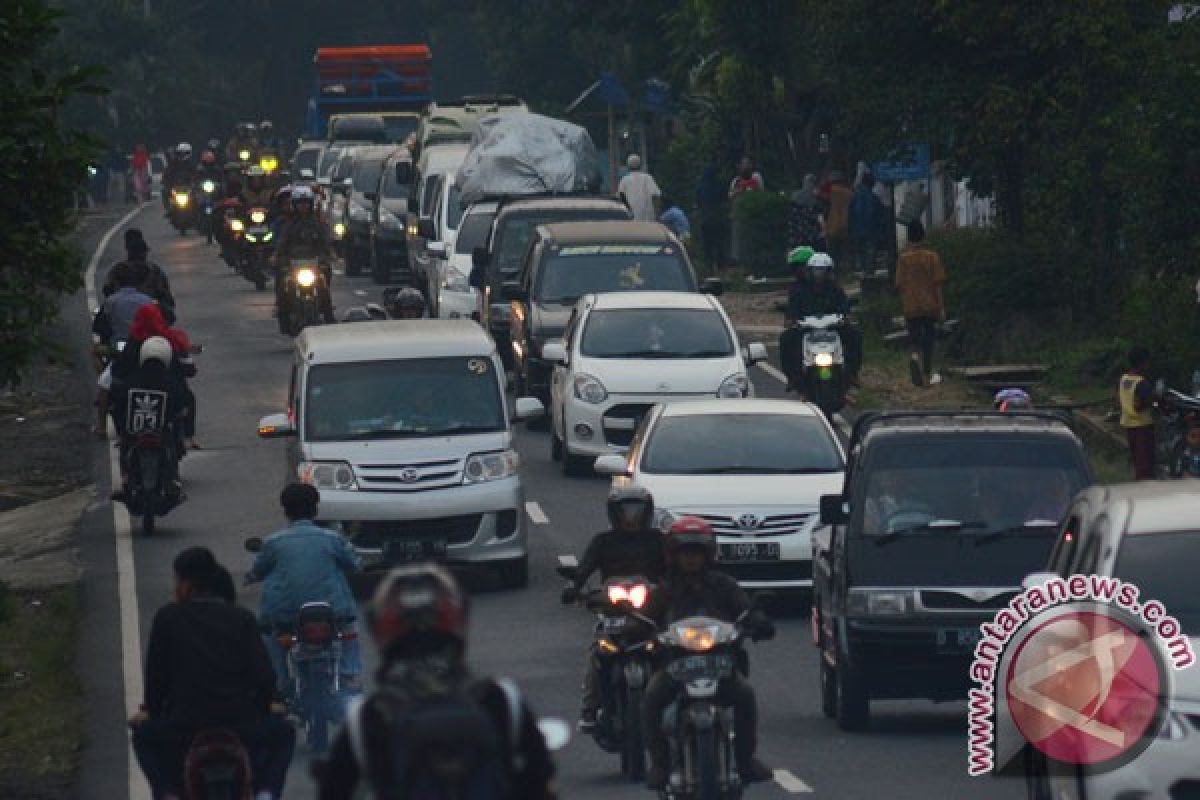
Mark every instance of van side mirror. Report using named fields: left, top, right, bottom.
left=541, top=341, right=567, bottom=365
left=513, top=397, right=545, bottom=421
left=820, top=494, right=849, bottom=525
left=394, top=162, right=413, bottom=185
left=701, top=277, right=724, bottom=296
left=593, top=454, right=629, bottom=476
left=257, top=413, right=296, bottom=439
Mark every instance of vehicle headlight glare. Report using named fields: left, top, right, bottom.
left=573, top=374, right=608, bottom=404
left=333, top=222, right=346, bottom=238
left=717, top=373, right=749, bottom=398
left=245, top=234, right=257, bottom=242
left=201, top=180, right=216, bottom=193
left=173, top=193, right=189, bottom=207
left=239, top=150, right=251, bottom=161
left=295, top=268, right=317, bottom=288
left=814, top=352, right=835, bottom=368
left=463, top=449, right=518, bottom=484
left=230, top=219, right=245, bottom=232
left=250, top=210, right=267, bottom=224
left=298, top=460, right=357, bottom=490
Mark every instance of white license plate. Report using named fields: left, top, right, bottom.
left=718, top=542, right=781, bottom=562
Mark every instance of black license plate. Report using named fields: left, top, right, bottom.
left=936, top=626, right=982, bottom=654
left=667, top=654, right=734, bottom=681
left=383, top=539, right=447, bottom=564
left=718, top=541, right=781, bottom=562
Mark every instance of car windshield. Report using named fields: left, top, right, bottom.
left=305, top=357, right=504, bottom=441
left=456, top=210, right=496, bottom=255
left=352, top=157, right=386, bottom=193
left=1115, top=532, right=1200, bottom=635
left=293, top=148, right=321, bottom=174
left=383, top=116, right=418, bottom=143
left=536, top=246, right=692, bottom=304
left=381, top=165, right=410, bottom=199
left=446, top=184, right=465, bottom=230
left=493, top=209, right=629, bottom=273
left=581, top=309, right=733, bottom=358
left=860, top=439, right=1088, bottom=537
left=642, top=413, right=844, bottom=474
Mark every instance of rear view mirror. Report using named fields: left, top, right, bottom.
left=744, top=342, right=768, bottom=366
left=541, top=341, right=567, bottom=365
left=819, top=494, right=849, bottom=525
left=417, top=218, right=437, bottom=240
left=257, top=412, right=296, bottom=439
left=593, top=454, right=630, bottom=476
left=394, top=161, right=414, bottom=185
left=701, top=277, right=724, bottom=296
left=425, top=241, right=447, bottom=258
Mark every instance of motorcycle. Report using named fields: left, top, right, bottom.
left=183, top=728, right=253, bottom=800
left=168, top=186, right=196, bottom=235
left=558, top=563, right=657, bottom=781
left=275, top=602, right=351, bottom=752
left=237, top=207, right=273, bottom=290
left=280, top=258, right=326, bottom=336
left=790, top=313, right=848, bottom=416
left=195, top=178, right=219, bottom=244
left=657, top=605, right=767, bottom=800
left=1156, top=385, right=1200, bottom=478
left=120, top=407, right=183, bottom=535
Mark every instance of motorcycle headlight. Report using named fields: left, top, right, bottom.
left=847, top=589, right=912, bottom=616
left=717, top=373, right=749, bottom=398
left=260, top=157, right=278, bottom=173
left=349, top=204, right=369, bottom=222
left=675, top=623, right=721, bottom=653
left=814, top=352, right=835, bottom=368
left=238, top=149, right=251, bottom=161
left=573, top=373, right=608, bottom=405
left=463, top=449, right=518, bottom=484
left=442, top=266, right=471, bottom=292
left=333, top=222, right=346, bottom=238
left=201, top=180, right=216, bottom=193
left=295, top=268, right=317, bottom=288
left=172, top=192, right=189, bottom=207
left=230, top=218, right=245, bottom=232
left=250, top=210, right=267, bottom=224
left=297, top=460, right=357, bottom=490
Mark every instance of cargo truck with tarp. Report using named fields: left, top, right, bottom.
left=305, top=45, right=433, bottom=142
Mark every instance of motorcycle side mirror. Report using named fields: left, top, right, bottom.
left=537, top=717, right=571, bottom=751
left=244, top=537, right=263, bottom=553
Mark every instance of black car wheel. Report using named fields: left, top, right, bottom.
left=834, top=648, right=870, bottom=731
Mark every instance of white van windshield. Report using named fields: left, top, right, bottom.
left=306, top=357, right=504, bottom=440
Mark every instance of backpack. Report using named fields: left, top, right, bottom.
left=346, top=673, right=522, bottom=800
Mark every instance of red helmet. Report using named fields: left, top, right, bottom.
left=665, top=515, right=717, bottom=562
left=200, top=150, right=217, bottom=166
left=367, top=564, right=467, bottom=657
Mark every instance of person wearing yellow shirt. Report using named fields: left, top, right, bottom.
left=1118, top=346, right=1156, bottom=480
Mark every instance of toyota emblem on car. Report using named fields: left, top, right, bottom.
left=399, top=468, right=420, bottom=483
left=735, top=513, right=763, bottom=530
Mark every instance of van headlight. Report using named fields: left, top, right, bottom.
left=442, top=266, right=471, bottom=292
left=573, top=374, right=608, bottom=404
left=463, top=449, right=518, bottom=484
left=847, top=588, right=912, bottom=616
left=298, top=461, right=358, bottom=490
left=717, top=373, right=749, bottom=398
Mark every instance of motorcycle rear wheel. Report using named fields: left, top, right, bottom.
left=693, top=727, right=719, bottom=800
left=302, top=682, right=330, bottom=752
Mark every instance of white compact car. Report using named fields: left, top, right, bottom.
left=544, top=291, right=767, bottom=476
left=595, top=399, right=845, bottom=589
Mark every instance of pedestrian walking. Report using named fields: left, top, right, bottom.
left=848, top=171, right=886, bottom=277
left=728, top=156, right=764, bottom=264
left=824, top=171, right=852, bottom=270
left=131, top=144, right=151, bottom=202
left=695, top=164, right=727, bottom=272
left=894, top=220, right=946, bottom=387
left=1118, top=346, right=1157, bottom=480
left=788, top=174, right=824, bottom=250
left=616, top=154, right=662, bottom=222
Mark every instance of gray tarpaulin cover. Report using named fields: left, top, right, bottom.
left=457, top=113, right=600, bottom=204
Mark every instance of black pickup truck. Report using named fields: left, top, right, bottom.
left=811, top=411, right=1093, bottom=730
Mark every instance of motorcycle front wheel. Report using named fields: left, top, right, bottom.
left=622, top=685, right=646, bottom=781
left=693, top=727, right=719, bottom=800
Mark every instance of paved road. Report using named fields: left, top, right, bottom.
left=80, top=208, right=1024, bottom=799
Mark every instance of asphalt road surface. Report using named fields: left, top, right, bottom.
left=79, top=207, right=1024, bottom=799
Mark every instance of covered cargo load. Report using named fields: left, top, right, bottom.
left=456, top=113, right=601, bottom=205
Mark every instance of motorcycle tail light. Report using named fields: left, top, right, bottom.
left=607, top=585, right=629, bottom=605
left=276, top=633, right=295, bottom=650
left=299, top=621, right=334, bottom=644
left=628, top=584, right=649, bottom=609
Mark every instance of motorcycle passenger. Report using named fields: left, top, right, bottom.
left=779, top=252, right=861, bottom=391
left=385, top=287, right=427, bottom=319
left=273, top=185, right=335, bottom=325
left=246, top=483, right=364, bottom=699
left=642, top=516, right=775, bottom=790
left=162, top=143, right=195, bottom=212
left=316, top=564, right=559, bottom=800
left=131, top=546, right=295, bottom=800
left=561, top=486, right=667, bottom=732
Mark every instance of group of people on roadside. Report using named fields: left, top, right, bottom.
left=789, top=168, right=892, bottom=279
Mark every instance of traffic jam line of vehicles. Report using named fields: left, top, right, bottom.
left=95, top=39, right=1200, bottom=800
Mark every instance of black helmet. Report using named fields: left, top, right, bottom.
left=386, top=287, right=426, bottom=318
left=607, top=485, right=654, bottom=533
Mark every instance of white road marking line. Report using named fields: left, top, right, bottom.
left=525, top=500, right=549, bottom=525
left=558, top=554, right=578, bottom=568
left=85, top=202, right=153, bottom=800
left=774, top=769, right=814, bottom=793
left=755, top=360, right=853, bottom=438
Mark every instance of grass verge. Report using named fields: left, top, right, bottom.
left=0, top=583, right=81, bottom=798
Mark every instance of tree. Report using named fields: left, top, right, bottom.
left=0, top=0, right=104, bottom=387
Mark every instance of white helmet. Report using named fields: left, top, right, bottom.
left=139, top=336, right=173, bottom=367
left=292, top=185, right=315, bottom=202
left=176, top=142, right=192, bottom=159
left=808, top=252, right=834, bottom=276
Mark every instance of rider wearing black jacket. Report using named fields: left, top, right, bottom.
left=273, top=186, right=335, bottom=326
left=779, top=252, right=861, bottom=390
left=641, top=516, right=775, bottom=791
left=317, top=565, right=558, bottom=800
left=561, top=486, right=666, bottom=730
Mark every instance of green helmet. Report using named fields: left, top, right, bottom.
left=788, top=245, right=815, bottom=267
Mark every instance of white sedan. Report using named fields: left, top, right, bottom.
left=595, top=398, right=845, bottom=590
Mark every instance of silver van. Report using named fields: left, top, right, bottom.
left=257, top=320, right=543, bottom=587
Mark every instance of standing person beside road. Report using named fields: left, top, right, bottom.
left=1119, top=346, right=1157, bottom=480
left=130, top=546, right=295, bottom=800
left=317, top=564, right=559, bottom=800
left=131, top=144, right=151, bottom=202
left=848, top=171, right=886, bottom=278
left=895, top=220, right=946, bottom=387
left=617, top=154, right=662, bottom=222
left=788, top=173, right=825, bottom=250
left=728, top=156, right=764, bottom=266
left=824, top=171, right=852, bottom=270
left=245, top=483, right=364, bottom=698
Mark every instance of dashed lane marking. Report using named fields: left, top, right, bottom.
left=774, top=769, right=814, bottom=794
left=525, top=500, right=549, bottom=525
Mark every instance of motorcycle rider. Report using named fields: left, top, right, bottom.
left=641, top=516, right=775, bottom=790
left=384, top=287, right=428, bottom=319
left=240, top=165, right=274, bottom=208
left=162, top=143, right=195, bottom=212
left=316, top=564, right=559, bottom=800
left=778, top=252, right=861, bottom=391
left=227, top=122, right=258, bottom=163
left=258, top=119, right=279, bottom=151
left=195, top=150, right=222, bottom=187
left=130, top=546, right=294, bottom=800
left=245, top=483, right=364, bottom=699
left=273, top=185, right=335, bottom=325
left=561, top=486, right=666, bottom=732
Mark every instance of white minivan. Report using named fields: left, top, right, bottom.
left=258, top=320, right=543, bottom=587
left=545, top=291, right=768, bottom=475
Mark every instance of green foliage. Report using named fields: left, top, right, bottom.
left=731, top=191, right=790, bottom=277
left=0, top=0, right=104, bottom=388
left=1119, top=274, right=1200, bottom=389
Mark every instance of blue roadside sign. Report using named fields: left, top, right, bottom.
left=874, top=143, right=930, bottom=182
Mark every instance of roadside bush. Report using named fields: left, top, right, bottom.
left=1119, top=274, right=1200, bottom=390
left=732, top=190, right=790, bottom=278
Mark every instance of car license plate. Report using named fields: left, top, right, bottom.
left=718, top=542, right=781, bottom=562
left=936, top=626, right=982, bottom=654
left=667, top=653, right=734, bottom=681
left=602, top=616, right=627, bottom=633
left=383, top=539, right=446, bottom=564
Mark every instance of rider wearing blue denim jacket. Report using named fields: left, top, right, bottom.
left=248, top=484, right=364, bottom=692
